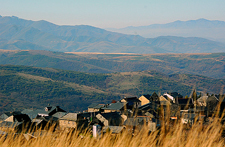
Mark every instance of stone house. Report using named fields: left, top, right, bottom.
left=96, top=112, right=123, bottom=126
left=59, top=113, right=79, bottom=130
left=121, top=97, right=141, bottom=109
left=0, top=112, right=31, bottom=132
left=123, top=116, right=157, bottom=132
left=88, top=103, right=106, bottom=112
left=206, top=95, right=219, bottom=116
left=137, top=102, right=159, bottom=119
left=22, top=105, right=66, bottom=119
left=0, top=111, right=21, bottom=122
left=197, top=96, right=208, bottom=106
left=102, top=102, right=127, bottom=113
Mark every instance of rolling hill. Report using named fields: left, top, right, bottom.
left=0, top=64, right=224, bottom=113
left=0, top=15, right=225, bottom=53
left=0, top=49, right=224, bottom=79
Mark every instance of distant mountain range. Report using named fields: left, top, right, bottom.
left=0, top=16, right=225, bottom=53
left=106, top=18, right=225, bottom=43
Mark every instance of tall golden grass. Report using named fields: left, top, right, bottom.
left=0, top=118, right=224, bottom=147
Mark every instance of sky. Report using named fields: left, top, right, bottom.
left=0, top=0, right=225, bottom=28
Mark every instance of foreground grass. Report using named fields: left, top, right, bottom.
left=0, top=118, right=224, bottom=147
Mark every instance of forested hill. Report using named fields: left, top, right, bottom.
left=0, top=65, right=224, bottom=113
left=0, top=50, right=225, bottom=79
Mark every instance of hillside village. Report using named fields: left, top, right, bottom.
left=0, top=91, right=225, bottom=138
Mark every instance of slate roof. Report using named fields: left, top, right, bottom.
left=122, top=97, right=141, bottom=102
left=3, top=112, right=12, bottom=117
left=21, top=109, right=34, bottom=114
left=88, top=103, right=98, bottom=108
left=206, top=96, right=219, bottom=114
left=138, top=103, right=152, bottom=110
left=52, top=112, right=67, bottom=119
left=22, top=109, right=43, bottom=119
left=207, top=95, right=219, bottom=102
left=142, top=94, right=151, bottom=100
left=32, top=116, right=58, bottom=124
left=102, top=102, right=127, bottom=110
left=0, top=121, right=23, bottom=128
left=170, top=92, right=183, bottom=98
left=32, top=118, right=43, bottom=125
left=43, top=106, right=66, bottom=116
left=94, top=104, right=106, bottom=109
left=99, top=112, right=121, bottom=120
left=1, top=111, right=22, bottom=118
left=59, top=113, right=78, bottom=121
left=138, top=102, right=159, bottom=111
left=22, top=106, right=66, bottom=118
left=13, top=114, right=31, bottom=122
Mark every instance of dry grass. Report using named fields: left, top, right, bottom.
left=64, top=82, right=106, bottom=94
left=0, top=49, right=21, bottom=53
left=17, top=73, right=53, bottom=82
left=16, top=72, right=106, bottom=94
left=65, top=52, right=139, bottom=55
left=0, top=119, right=224, bottom=147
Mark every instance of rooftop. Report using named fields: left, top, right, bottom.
left=102, top=102, right=127, bottom=110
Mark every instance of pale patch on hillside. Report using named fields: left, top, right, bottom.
left=64, top=82, right=106, bottom=94
left=17, top=73, right=53, bottom=81
left=65, top=52, right=140, bottom=55
left=0, top=49, right=20, bottom=53
left=106, top=71, right=153, bottom=92
left=17, top=72, right=107, bottom=94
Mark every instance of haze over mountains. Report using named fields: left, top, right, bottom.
left=106, top=19, right=225, bottom=44
left=0, top=15, right=225, bottom=53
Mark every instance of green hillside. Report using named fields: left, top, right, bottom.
left=0, top=65, right=120, bottom=112
left=0, top=65, right=224, bottom=113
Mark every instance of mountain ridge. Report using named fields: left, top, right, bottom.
left=106, top=18, right=225, bottom=43
left=121, top=18, right=225, bottom=29
left=0, top=16, right=225, bottom=53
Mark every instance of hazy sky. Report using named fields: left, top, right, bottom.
left=0, top=0, right=224, bottom=28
